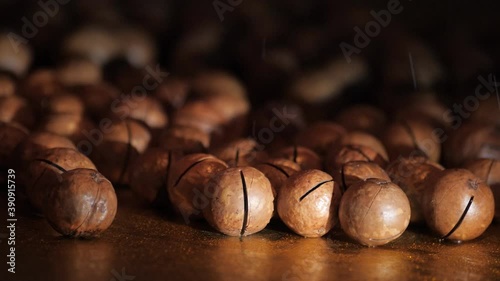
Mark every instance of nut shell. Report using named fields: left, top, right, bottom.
left=464, top=159, right=500, bottom=220
left=337, top=161, right=390, bottom=191
left=44, top=168, right=117, bottom=238
left=274, top=146, right=322, bottom=170
left=339, top=179, right=411, bottom=246
left=203, top=167, right=274, bottom=236
left=277, top=170, right=341, bottom=238
left=26, top=148, right=96, bottom=211
left=422, top=169, right=494, bottom=242
left=386, top=156, right=444, bottom=224
left=168, top=154, right=228, bottom=219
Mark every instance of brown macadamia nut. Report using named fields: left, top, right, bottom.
left=382, top=120, right=441, bottom=162
left=129, top=148, right=177, bottom=206
left=157, top=125, right=210, bottom=154
left=325, top=144, right=388, bottom=176
left=290, top=57, right=368, bottom=104
left=0, top=96, right=35, bottom=129
left=17, top=132, right=76, bottom=174
left=168, top=153, right=228, bottom=220
left=192, top=71, right=247, bottom=99
left=202, top=95, right=250, bottom=124
left=116, top=27, right=157, bottom=68
left=57, top=57, right=102, bottom=86
left=335, top=104, right=387, bottom=136
left=78, top=83, right=120, bottom=120
left=339, top=179, right=411, bottom=246
left=173, top=101, right=225, bottom=134
left=41, top=114, right=96, bottom=143
left=274, top=145, right=322, bottom=170
left=0, top=74, right=16, bottom=97
left=395, top=93, right=451, bottom=129
left=0, top=33, right=32, bottom=76
left=212, top=138, right=267, bottom=167
left=154, top=76, right=190, bottom=110
left=62, top=26, right=121, bottom=66
left=386, top=156, right=444, bottom=224
left=21, top=69, right=63, bottom=103
left=337, top=161, right=390, bottom=191
left=254, top=159, right=300, bottom=216
left=90, top=119, right=151, bottom=184
left=26, top=148, right=96, bottom=212
left=336, top=131, right=389, bottom=161
left=44, top=94, right=85, bottom=116
left=111, top=96, right=168, bottom=130
left=445, top=122, right=500, bottom=167
left=464, top=159, right=500, bottom=220
left=0, top=122, right=28, bottom=165
left=203, top=167, right=274, bottom=236
left=44, top=168, right=117, bottom=238
left=422, top=169, right=494, bottom=242
left=294, top=122, right=346, bottom=154
left=277, top=170, right=341, bottom=238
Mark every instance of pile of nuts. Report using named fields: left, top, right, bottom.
left=0, top=8, right=498, bottom=247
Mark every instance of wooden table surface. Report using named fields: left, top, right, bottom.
left=2, top=189, right=500, bottom=281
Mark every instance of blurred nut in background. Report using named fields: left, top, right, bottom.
left=157, top=125, right=210, bottom=154
left=326, top=144, right=388, bottom=176
left=212, top=138, right=267, bottom=167
left=294, top=122, right=346, bottom=155
left=383, top=120, right=442, bottom=162
left=445, top=122, right=500, bottom=167
left=0, top=95, right=35, bottom=129
left=386, top=156, right=444, bottom=224
left=336, top=131, right=389, bottom=161
left=168, top=153, right=228, bottom=220
left=90, top=119, right=151, bottom=185
left=0, top=74, right=16, bottom=97
left=0, top=33, right=32, bottom=77
left=335, top=104, right=387, bottom=136
left=274, top=145, right=322, bottom=170
left=57, top=57, right=102, bottom=87
left=129, top=148, right=176, bottom=206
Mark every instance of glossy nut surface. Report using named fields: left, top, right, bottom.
left=339, top=179, right=411, bottom=246
left=203, top=167, right=273, bottom=236
left=44, top=168, right=117, bottom=238
left=277, top=170, right=341, bottom=238
left=422, top=169, right=494, bottom=242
